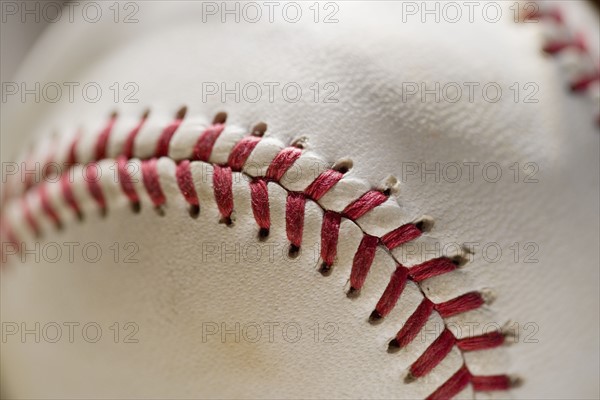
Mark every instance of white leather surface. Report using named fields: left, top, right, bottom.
left=1, top=1, right=599, bottom=399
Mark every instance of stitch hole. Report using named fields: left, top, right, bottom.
left=141, top=108, right=151, bottom=119
left=257, top=227, right=270, bottom=240
left=99, top=207, right=107, bottom=218
left=213, top=112, right=227, bottom=124
left=154, top=206, right=165, bottom=217
left=252, top=122, right=267, bottom=136
left=188, top=204, right=200, bottom=218
left=130, top=201, right=141, bottom=214
left=332, top=158, right=353, bottom=174
left=346, top=286, right=360, bottom=298
left=291, top=136, right=308, bottom=149
left=387, top=338, right=401, bottom=353
left=288, top=244, right=300, bottom=258
left=175, top=106, right=187, bottom=120
left=415, top=215, right=434, bottom=233
left=451, top=254, right=469, bottom=267
left=368, top=310, right=383, bottom=324
left=404, top=372, right=417, bottom=384
left=75, top=210, right=84, bottom=222
left=379, top=175, right=399, bottom=196
left=509, top=376, right=524, bottom=388
left=319, top=262, right=332, bottom=276
left=220, top=216, right=233, bottom=226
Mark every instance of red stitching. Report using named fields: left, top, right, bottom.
left=122, top=114, right=147, bottom=158
left=175, top=160, right=199, bottom=209
left=435, top=291, right=485, bottom=318
left=117, top=156, right=140, bottom=206
left=228, top=135, right=261, bottom=171
left=342, top=190, right=388, bottom=220
left=265, top=147, right=302, bottom=181
left=373, top=265, right=409, bottom=319
left=382, top=224, right=422, bottom=250
left=155, top=117, right=183, bottom=157
left=349, top=234, right=378, bottom=291
left=85, top=163, right=106, bottom=213
left=39, top=183, right=61, bottom=230
left=320, top=211, right=341, bottom=271
left=95, top=114, right=117, bottom=160
left=249, top=179, right=270, bottom=234
left=526, top=4, right=600, bottom=125
left=141, top=159, right=166, bottom=209
left=285, top=192, right=305, bottom=251
left=409, top=328, right=456, bottom=379
left=60, top=174, right=82, bottom=220
left=392, top=298, right=434, bottom=349
left=213, top=165, right=233, bottom=223
left=409, top=258, right=457, bottom=282
left=193, top=124, right=225, bottom=162
left=304, top=169, right=343, bottom=200
left=1, top=112, right=515, bottom=398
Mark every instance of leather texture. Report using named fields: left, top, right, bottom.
left=1, top=1, right=599, bottom=399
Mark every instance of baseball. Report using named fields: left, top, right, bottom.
left=1, top=1, right=598, bottom=399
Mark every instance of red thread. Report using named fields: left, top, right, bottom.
left=85, top=163, right=106, bottom=211
left=22, top=198, right=40, bottom=237
left=394, top=298, right=434, bottom=348
left=471, top=374, right=512, bottom=391
left=175, top=160, right=198, bottom=207
left=66, top=135, right=80, bottom=166
left=320, top=211, right=341, bottom=268
left=571, top=71, right=600, bottom=92
left=543, top=37, right=586, bottom=54
left=409, top=258, right=457, bottom=282
left=304, top=169, right=343, bottom=200
left=457, top=331, right=505, bottom=351
left=95, top=115, right=117, bottom=160
left=381, top=224, right=422, bottom=250
left=527, top=8, right=563, bottom=24
left=193, top=124, right=225, bottom=162
left=60, top=174, right=82, bottom=219
left=117, top=157, right=140, bottom=205
left=349, top=234, right=378, bottom=290
left=122, top=115, right=147, bottom=158
left=228, top=136, right=261, bottom=171
left=213, top=165, right=233, bottom=221
left=141, top=159, right=166, bottom=208
left=249, top=179, right=270, bottom=232
left=409, top=328, right=455, bottom=378
left=426, top=365, right=471, bottom=400
left=374, top=265, right=409, bottom=318
left=343, top=190, right=388, bottom=220
left=285, top=192, right=305, bottom=248
left=265, top=147, right=302, bottom=182
left=435, top=291, right=485, bottom=318
left=39, top=184, right=61, bottom=229
left=155, top=117, right=183, bottom=157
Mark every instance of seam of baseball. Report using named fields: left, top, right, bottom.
left=526, top=1, right=600, bottom=125
left=0, top=111, right=517, bottom=399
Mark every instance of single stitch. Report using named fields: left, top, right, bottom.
left=141, top=159, right=166, bottom=210
left=304, top=169, right=344, bottom=201
left=320, top=211, right=342, bottom=273
left=175, top=160, right=199, bottom=214
left=95, top=114, right=117, bottom=160
left=213, top=165, right=234, bottom=224
left=265, top=147, right=302, bottom=182
left=249, top=179, right=270, bottom=236
left=285, top=192, right=305, bottom=252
